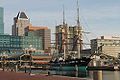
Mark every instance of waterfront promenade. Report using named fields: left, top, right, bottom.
left=0, top=70, right=92, bottom=80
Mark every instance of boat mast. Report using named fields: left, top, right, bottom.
left=62, top=5, right=68, bottom=60
left=77, top=0, right=82, bottom=58
left=77, top=0, right=80, bottom=28
left=63, top=5, right=65, bottom=25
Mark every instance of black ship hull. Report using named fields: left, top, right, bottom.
left=50, top=57, right=91, bottom=71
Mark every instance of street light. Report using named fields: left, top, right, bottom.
left=27, top=45, right=36, bottom=75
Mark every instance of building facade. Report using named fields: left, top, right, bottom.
left=25, top=25, right=51, bottom=52
left=0, top=34, right=22, bottom=55
left=0, top=34, right=43, bottom=55
left=0, top=7, right=4, bottom=34
left=55, top=25, right=65, bottom=53
left=11, top=11, right=51, bottom=54
left=91, top=36, right=120, bottom=58
left=12, top=11, right=30, bottom=36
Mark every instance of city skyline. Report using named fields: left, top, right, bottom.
left=0, top=0, right=120, bottom=41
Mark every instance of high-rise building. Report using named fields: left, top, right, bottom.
left=91, top=36, right=120, bottom=58
left=0, top=7, right=4, bottom=34
left=11, top=11, right=51, bottom=54
left=25, top=25, right=51, bottom=52
left=12, top=11, right=30, bottom=36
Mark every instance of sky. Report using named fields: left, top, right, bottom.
left=0, top=0, right=120, bottom=43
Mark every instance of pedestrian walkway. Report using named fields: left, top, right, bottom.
left=0, top=70, right=92, bottom=80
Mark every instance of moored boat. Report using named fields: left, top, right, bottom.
left=50, top=57, right=91, bottom=71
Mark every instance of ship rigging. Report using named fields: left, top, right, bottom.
left=54, top=0, right=90, bottom=61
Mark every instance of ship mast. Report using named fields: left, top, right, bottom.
left=76, top=0, right=82, bottom=58
left=63, top=5, right=68, bottom=60
left=63, top=5, right=66, bottom=60
left=63, top=5, right=65, bottom=25
left=77, top=0, right=80, bottom=28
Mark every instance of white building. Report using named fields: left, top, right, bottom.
left=12, top=11, right=30, bottom=36
left=91, top=36, right=120, bottom=58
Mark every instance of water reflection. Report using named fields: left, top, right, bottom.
left=89, top=71, right=120, bottom=80
left=114, top=71, right=120, bottom=80
left=19, top=69, right=120, bottom=80
left=50, top=70, right=89, bottom=78
left=50, top=70, right=120, bottom=80
left=102, top=71, right=120, bottom=80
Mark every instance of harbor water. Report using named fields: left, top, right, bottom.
left=102, top=71, right=120, bottom=80
left=20, top=67, right=120, bottom=80
left=50, top=70, right=120, bottom=80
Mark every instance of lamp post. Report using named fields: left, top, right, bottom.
left=27, top=45, right=36, bottom=75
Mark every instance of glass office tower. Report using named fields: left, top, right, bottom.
left=0, top=7, right=4, bottom=34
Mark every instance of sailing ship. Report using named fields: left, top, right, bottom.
left=50, top=0, right=91, bottom=71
